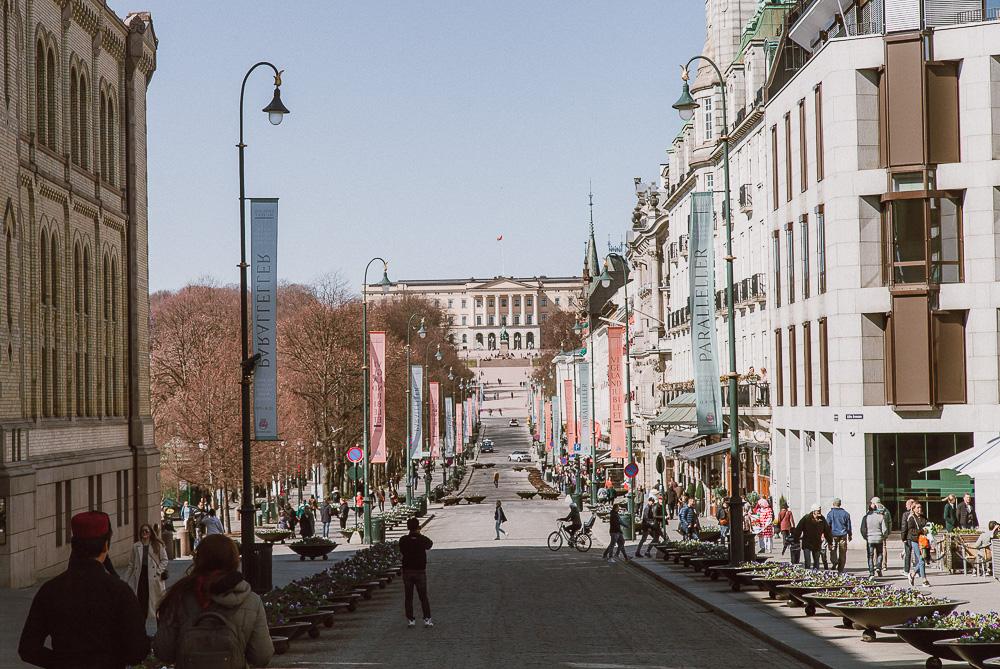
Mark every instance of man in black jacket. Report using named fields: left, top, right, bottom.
left=792, top=504, right=832, bottom=570
left=635, top=497, right=662, bottom=558
left=19, top=511, right=150, bottom=668
left=399, top=517, right=434, bottom=628
left=958, top=494, right=979, bottom=529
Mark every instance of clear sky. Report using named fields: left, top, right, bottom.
left=117, top=1, right=705, bottom=292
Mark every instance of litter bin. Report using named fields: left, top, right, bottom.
left=571, top=493, right=583, bottom=509
left=249, top=542, right=273, bottom=594
left=371, top=517, right=386, bottom=543
left=622, top=514, right=635, bottom=540
left=415, top=495, right=427, bottom=517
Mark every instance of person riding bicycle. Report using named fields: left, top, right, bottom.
left=558, top=502, right=582, bottom=544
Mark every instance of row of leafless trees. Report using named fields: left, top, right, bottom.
left=151, top=276, right=473, bottom=508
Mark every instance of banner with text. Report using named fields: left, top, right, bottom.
left=456, top=401, right=464, bottom=454
left=544, top=401, right=553, bottom=452
left=250, top=198, right=278, bottom=440
left=369, top=331, right=387, bottom=463
left=552, top=394, right=561, bottom=454
left=689, top=191, right=724, bottom=435
left=564, top=379, right=576, bottom=455
left=429, top=382, right=440, bottom=458
left=578, top=362, right=593, bottom=457
left=409, top=365, right=423, bottom=459
left=444, top=397, right=455, bottom=458
left=607, top=326, right=627, bottom=458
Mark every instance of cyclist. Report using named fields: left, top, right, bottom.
left=557, top=502, right=582, bottom=545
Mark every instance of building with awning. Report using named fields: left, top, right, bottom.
left=921, top=436, right=1000, bottom=524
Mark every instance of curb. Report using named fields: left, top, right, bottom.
left=627, top=559, right=835, bottom=669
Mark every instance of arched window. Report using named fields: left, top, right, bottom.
left=102, top=254, right=109, bottom=416
left=487, top=333, right=496, bottom=350
left=74, top=243, right=82, bottom=416
left=526, top=332, right=535, bottom=349
left=79, top=73, right=89, bottom=169
left=513, top=332, right=522, bottom=350
left=461, top=334, right=467, bottom=344
left=111, top=256, right=120, bottom=416
left=35, top=40, right=45, bottom=144
left=39, top=229, right=48, bottom=306
left=475, top=333, right=483, bottom=348
left=70, top=67, right=78, bottom=164
left=5, top=220, right=12, bottom=335
left=106, top=93, right=116, bottom=185
left=45, top=46, right=55, bottom=148
left=83, top=246, right=92, bottom=416
left=49, top=232, right=58, bottom=415
left=40, top=229, right=49, bottom=417
left=3, top=1, right=9, bottom=107
left=98, top=91, right=106, bottom=177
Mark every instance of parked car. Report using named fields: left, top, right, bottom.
left=480, top=442, right=494, bottom=453
left=508, top=451, right=531, bottom=463
left=508, top=418, right=519, bottom=427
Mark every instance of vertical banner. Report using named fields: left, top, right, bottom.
left=544, top=401, right=553, bottom=452
left=369, top=331, right=387, bottom=463
left=607, top=326, right=627, bottom=459
left=444, top=397, right=455, bottom=458
left=579, top=361, right=593, bottom=457
left=689, top=191, right=724, bottom=435
left=456, top=401, right=464, bottom=454
left=250, top=198, right=278, bottom=440
left=409, top=365, right=423, bottom=459
left=552, top=394, right=561, bottom=456
left=464, top=398, right=472, bottom=443
left=536, top=394, right=543, bottom=440
left=429, top=382, right=441, bottom=458
left=564, top=379, right=576, bottom=456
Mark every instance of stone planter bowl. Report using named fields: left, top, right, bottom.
left=883, top=624, right=978, bottom=668
left=289, top=543, right=337, bottom=561
left=751, top=575, right=809, bottom=599
left=464, top=495, right=486, bottom=504
left=933, top=640, right=1000, bottom=669
left=267, top=621, right=311, bottom=640
left=825, top=600, right=966, bottom=642
left=271, top=635, right=290, bottom=655
left=516, top=491, right=537, bottom=499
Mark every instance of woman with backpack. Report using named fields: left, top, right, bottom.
left=153, top=534, right=273, bottom=668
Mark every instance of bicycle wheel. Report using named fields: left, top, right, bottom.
left=574, top=534, right=592, bottom=552
left=547, top=530, right=563, bottom=551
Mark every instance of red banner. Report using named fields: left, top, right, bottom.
left=544, top=400, right=553, bottom=452
left=429, top=382, right=440, bottom=458
left=564, top=379, right=576, bottom=451
left=369, top=331, right=387, bottom=464
left=456, top=401, right=464, bottom=454
left=607, top=326, right=626, bottom=459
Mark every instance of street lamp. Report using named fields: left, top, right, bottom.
left=237, top=62, right=289, bottom=589
left=405, top=315, right=426, bottom=504
left=362, top=257, right=391, bottom=545
left=673, top=56, right=744, bottom=565
left=597, top=254, right=636, bottom=534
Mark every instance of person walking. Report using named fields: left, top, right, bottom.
left=494, top=500, right=508, bottom=540
left=338, top=499, right=350, bottom=530
left=399, top=517, right=434, bottom=628
left=493, top=471, right=500, bottom=489
left=19, top=511, right=150, bottom=668
left=354, top=491, right=364, bottom=524
left=905, top=502, right=931, bottom=587
left=900, top=498, right=916, bottom=577
left=202, top=508, right=225, bottom=536
left=320, top=499, right=333, bottom=538
left=635, top=497, right=661, bottom=558
left=153, top=534, right=273, bottom=667
left=716, top=499, right=732, bottom=546
left=958, top=493, right=979, bottom=529
left=943, top=494, right=959, bottom=532
left=754, top=498, right=776, bottom=553
left=125, top=523, right=169, bottom=623
left=778, top=501, right=795, bottom=555
left=826, top=499, right=852, bottom=572
left=377, top=488, right=386, bottom=513
left=793, top=504, right=832, bottom=570
left=860, top=498, right=889, bottom=577
left=299, top=503, right=315, bottom=538
left=665, top=484, right=678, bottom=520
left=678, top=498, right=699, bottom=540
left=603, top=503, right=630, bottom=564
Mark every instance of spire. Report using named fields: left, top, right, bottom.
left=585, top=183, right=600, bottom=281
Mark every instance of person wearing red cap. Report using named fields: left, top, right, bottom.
left=18, top=511, right=150, bottom=668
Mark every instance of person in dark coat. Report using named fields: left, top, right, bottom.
left=792, top=503, right=833, bottom=570
left=299, top=505, right=315, bottom=538
left=958, top=494, right=979, bottom=529
left=338, top=500, right=350, bottom=530
left=942, top=494, right=958, bottom=532
left=320, top=500, right=333, bottom=538
left=665, top=485, right=678, bottom=520
left=494, top=500, right=508, bottom=540
left=19, top=511, right=150, bottom=668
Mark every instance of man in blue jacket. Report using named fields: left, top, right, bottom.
left=826, top=498, right=852, bottom=572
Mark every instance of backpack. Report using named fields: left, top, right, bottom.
left=177, top=608, right=246, bottom=669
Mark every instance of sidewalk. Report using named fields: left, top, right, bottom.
left=592, top=515, right=1000, bottom=669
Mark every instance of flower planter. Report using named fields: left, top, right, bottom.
left=883, top=625, right=977, bottom=668
left=539, top=491, right=560, bottom=500
left=290, top=542, right=337, bottom=561
left=288, top=612, right=332, bottom=639
left=327, top=593, right=361, bottom=611
left=712, top=562, right=771, bottom=586
left=751, top=576, right=808, bottom=600
left=271, top=635, right=290, bottom=655
left=825, top=600, right=966, bottom=642
left=698, top=529, right=722, bottom=543
left=318, top=601, right=351, bottom=614
left=267, top=621, right=311, bottom=640
left=256, top=530, right=293, bottom=544
left=800, top=592, right=864, bottom=617
left=516, top=491, right=537, bottom=500
left=442, top=497, right=462, bottom=507
left=464, top=495, right=486, bottom=504
left=934, top=641, right=1000, bottom=669
left=689, top=557, right=729, bottom=573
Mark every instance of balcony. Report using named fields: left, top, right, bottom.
left=679, top=234, right=689, bottom=257
left=667, top=305, right=691, bottom=331
left=668, top=242, right=679, bottom=263
left=638, top=282, right=653, bottom=298
left=662, top=380, right=772, bottom=412
left=738, top=184, right=753, bottom=214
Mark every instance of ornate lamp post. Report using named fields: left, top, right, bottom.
left=362, top=258, right=391, bottom=544
left=673, top=56, right=744, bottom=564
left=405, top=316, right=427, bottom=503
left=237, top=62, right=289, bottom=588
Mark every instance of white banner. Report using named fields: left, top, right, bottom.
left=689, top=191, right=724, bottom=435
left=444, top=397, right=455, bottom=458
left=578, top=361, right=593, bottom=457
left=250, top=198, right=278, bottom=440
left=410, top=365, right=423, bottom=459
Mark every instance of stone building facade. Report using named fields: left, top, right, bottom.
left=0, top=0, right=158, bottom=587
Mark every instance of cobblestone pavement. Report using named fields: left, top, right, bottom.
left=273, top=416, right=809, bottom=669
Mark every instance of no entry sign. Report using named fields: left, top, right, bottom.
left=347, top=446, right=364, bottom=463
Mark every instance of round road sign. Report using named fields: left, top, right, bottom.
left=655, top=453, right=665, bottom=475
left=346, top=446, right=364, bottom=463
left=624, top=461, right=639, bottom=478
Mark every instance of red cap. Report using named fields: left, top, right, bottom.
left=71, top=511, right=111, bottom=540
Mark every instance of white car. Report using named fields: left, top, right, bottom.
left=508, top=452, right=531, bottom=463
left=508, top=418, right=519, bottom=427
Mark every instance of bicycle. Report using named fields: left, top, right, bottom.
left=548, top=524, right=592, bottom=552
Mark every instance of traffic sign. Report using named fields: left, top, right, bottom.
left=348, top=464, right=362, bottom=481
left=347, top=446, right=364, bottom=463
left=655, top=454, right=665, bottom=475
left=624, top=461, right=639, bottom=478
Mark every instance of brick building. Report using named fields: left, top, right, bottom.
left=0, top=0, right=158, bottom=587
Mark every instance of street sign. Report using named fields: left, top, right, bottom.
left=655, top=454, right=664, bottom=475
left=624, top=461, right=639, bottom=478
left=846, top=413, right=863, bottom=420
left=573, top=442, right=581, bottom=453
left=348, top=464, right=362, bottom=481
left=347, top=446, right=364, bottom=463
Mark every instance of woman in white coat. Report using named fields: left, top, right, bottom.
left=126, top=523, right=169, bottom=620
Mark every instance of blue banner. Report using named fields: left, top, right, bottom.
left=444, top=397, right=455, bottom=458
left=250, top=198, right=278, bottom=440
left=409, top=365, right=423, bottom=459
left=689, top=191, right=724, bottom=435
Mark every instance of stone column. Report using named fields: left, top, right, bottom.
left=507, top=293, right=513, bottom=325
left=533, top=292, right=539, bottom=323
left=494, top=294, right=500, bottom=325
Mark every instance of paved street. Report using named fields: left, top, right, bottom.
left=272, top=415, right=809, bottom=668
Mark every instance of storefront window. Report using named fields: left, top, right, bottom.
left=873, top=433, right=973, bottom=524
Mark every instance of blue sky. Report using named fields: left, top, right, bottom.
left=118, top=1, right=705, bottom=292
